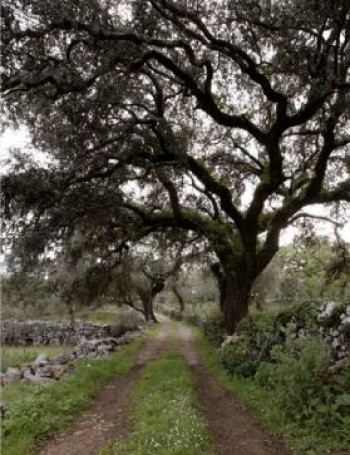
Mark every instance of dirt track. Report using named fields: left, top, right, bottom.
left=177, top=324, right=290, bottom=455
left=38, top=322, right=289, bottom=455
left=38, top=325, right=170, bottom=455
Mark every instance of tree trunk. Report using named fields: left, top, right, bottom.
left=172, top=285, right=185, bottom=312
left=211, top=262, right=226, bottom=313
left=222, top=272, right=251, bottom=335
left=149, top=300, right=158, bottom=322
left=142, top=298, right=158, bottom=323
left=66, top=301, right=75, bottom=322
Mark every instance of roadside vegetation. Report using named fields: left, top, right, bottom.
left=101, top=350, right=212, bottom=455
left=1, top=346, right=72, bottom=373
left=194, top=304, right=350, bottom=455
left=1, top=337, right=145, bottom=455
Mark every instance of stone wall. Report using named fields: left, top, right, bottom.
left=0, top=320, right=139, bottom=346
left=221, top=301, right=350, bottom=371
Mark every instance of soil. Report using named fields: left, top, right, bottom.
left=177, top=324, right=290, bottom=455
left=37, top=322, right=290, bottom=455
left=38, top=325, right=169, bottom=455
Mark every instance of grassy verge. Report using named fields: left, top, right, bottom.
left=1, top=346, right=73, bottom=373
left=195, top=329, right=349, bottom=455
left=1, top=334, right=146, bottom=455
left=100, top=350, right=212, bottom=455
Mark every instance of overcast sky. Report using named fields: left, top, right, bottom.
left=1, top=127, right=349, bottom=246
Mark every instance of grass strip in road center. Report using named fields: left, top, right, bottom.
left=101, top=350, right=212, bottom=455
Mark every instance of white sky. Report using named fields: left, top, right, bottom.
left=1, top=128, right=349, bottom=246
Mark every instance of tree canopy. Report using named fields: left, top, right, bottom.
left=1, top=0, right=350, bottom=333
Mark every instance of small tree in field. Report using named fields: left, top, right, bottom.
left=1, top=0, right=350, bottom=333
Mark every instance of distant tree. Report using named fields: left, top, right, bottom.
left=52, top=231, right=120, bottom=321
left=2, top=1, right=350, bottom=333
left=323, top=234, right=350, bottom=298
left=108, top=243, right=185, bottom=321
left=169, top=277, right=186, bottom=313
left=1, top=261, right=57, bottom=320
left=250, top=257, right=282, bottom=310
left=272, top=237, right=350, bottom=303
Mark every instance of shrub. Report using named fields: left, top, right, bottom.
left=200, top=311, right=225, bottom=346
left=254, top=361, right=277, bottom=389
left=237, top=312, right=282, bottom=362
left=267, top=337, right=338, bottom=425
left=221, top=339, right=259, bottom=378
left=275, top=301, right=320, bottom=336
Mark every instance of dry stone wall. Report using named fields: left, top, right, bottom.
left=0, top=320, right=139, bottom=346
left=0, top=330, right=142, bottom=390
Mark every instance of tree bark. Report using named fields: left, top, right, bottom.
left=142, top=298, right=158, bottom=323
left=149, top=300, right=158, bottom=322
left=211, top=262, right=226, bottom=313
left=172, top=285, right=185, bottom=312
left=66, top=300, right=75, bottom=322
left=221, top=267, right=251, bottom=334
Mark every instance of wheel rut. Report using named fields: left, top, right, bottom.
left=176, top=324, right=290, bottom=455
left=37, top=322, right=290, bottom=455
left=37, top=325, right=169, bottom=455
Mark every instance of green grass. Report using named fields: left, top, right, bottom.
left=101, top=350, right=212, bottom=455
left=194, top=328, right=350, bottom=455
left=1, top=346, right=72, bottom=373
left=1, top=335, right=145, bottom=455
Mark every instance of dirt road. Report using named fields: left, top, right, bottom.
left=38, top=322, right=289, bottom=455
left=38, top=325, right=170, bottom=455
left=177, top=324, right=290, bottom=455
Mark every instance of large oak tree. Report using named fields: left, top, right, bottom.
left=1, top=0, right=350, bottom=333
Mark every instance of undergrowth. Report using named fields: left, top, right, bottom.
left=195, top=327, right=350, bottom=455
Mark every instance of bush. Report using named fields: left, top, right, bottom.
left=275, top=301, right=320, bottom=336
left=266, top=337, right=340, bottom=425
left=237, top=313, right=282, bottom=362
left=221, top=340, right=259, bottom=378
left=254, top=361, right=277, bottom=389
left=215, top=306, right=350, bottom=448
left=200, top=311, right=225, bottom=346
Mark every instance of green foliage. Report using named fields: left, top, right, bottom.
left=196, top=328, right=350, bottom=455
left=263, top=338, right=333, bottom=420
left=238, top=312, right=281, bottom=361
left=220, top=312, right=280, bottom=378
left=221, top=302, right=321, bottom=375
left=221, top=340, right=259, bottom=378
left=276, top=240, right=350, bottom=304
left=1, top=269, right=60, bottom=321
left=1, top=338, right=144, bottom=455
left=195, top=301, right=350, bottom=453
left=200, top=311, right=225, bottom=346
left=109, top=351, right=212, bottom=455
left=275, top=301, right=319, bottom=334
